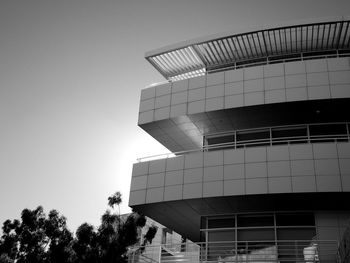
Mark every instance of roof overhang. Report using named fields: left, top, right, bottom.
left=132, top=192, right=350, bottom=242
left=145, top=16, right=350, bottom=80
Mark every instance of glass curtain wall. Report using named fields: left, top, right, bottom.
left=201, top=212, right=316, bottom=262
left=204, top=122, right=350, bottom=150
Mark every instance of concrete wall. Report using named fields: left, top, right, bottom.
left=129, top=142, right=350, bottom=206
left=139, top=57, right=350, bottom=125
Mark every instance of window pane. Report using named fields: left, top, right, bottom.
left=276, top=213, right=315, bottom=226
left=237, top=229, right=275, bottom=255
left=208, top=230, right=235, bottom=242
left=309, top=123, right=347, bottom=136
left=277, top=228, right=316, bottom=261
left=237, top=228, right=275, bottom=241
left=272, top=126, right=307, bottom=138
left=208, top=230, right=235, bottom=261
left=237, top=214, right=274, bottom=227
left=207, top=135, right=234, bottom=146
left=277, top=240, right=311, bottom=262
left=208, top=217, right=235, bottom=229
left=236, top=129, right=269, bottom=142
left=277, top=228, right=316, bottom=240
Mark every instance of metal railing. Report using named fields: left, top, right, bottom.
left=128, top=240, right=339, bottom=263
left=137, top=122, right=350, bottom=162
left=144, top=50, right=350, bottom=86
left=207, top=49, right=350, bottom=75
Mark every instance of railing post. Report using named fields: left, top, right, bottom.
left=246, top=241, right=248, bottom=263
left=158, top=245, right=162, bottom=263
left=235, top=241, right=238, bottom=263
left=234, top=130, right=237, bottom=149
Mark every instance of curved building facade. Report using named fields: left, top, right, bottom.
left=129, top=18, right=350, bottom=262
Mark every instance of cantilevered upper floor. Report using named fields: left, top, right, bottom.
left=139, top=19, right=350, bottom=153
left=139, top=57, right=350, bottom=153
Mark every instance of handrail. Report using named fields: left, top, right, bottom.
left=144, top=49, right=350, bottom=85
left=137, top=122, right=350, bottom=162
left=128, top=240, right=339, bottom=263
left=208, top=50, right=350, bottom=74
left=144, top=80, right=171, bottom=89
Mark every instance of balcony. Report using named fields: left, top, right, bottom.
left=139, top=53, right=350, bottom=154
left=127, top=240, right=339, bottom=263
left=129, top=122, right=350, bottom=242
left=137, top=122, right=350, bottom=162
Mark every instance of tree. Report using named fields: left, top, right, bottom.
left=139, top=224, right=158, bottom=254
left=93, top=192, right=157, bottom=263
left=0, top=254, right=13, bottom=263
left=71, top=223, right=98, bottom=263
left=0, top=191, right=157, bottom=263
left=107, top=191, right=122, bottom=216
left=0, top=206, right=73, bottom=263
left=67, top=191, right=158, bottom=263
left=0, top=219, right=19, bottom=261
left=45, top=210, right=74, bottom=263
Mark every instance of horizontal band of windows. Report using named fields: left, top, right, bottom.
left=204, top=122, right=350, bottom=151
left=201, top=226, right=317, bottom=232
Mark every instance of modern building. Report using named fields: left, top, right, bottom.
left=129, top=18, right=350, bottom=262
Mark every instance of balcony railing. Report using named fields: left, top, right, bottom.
left=144, top=49, right=350, bottom=86
left=128, top=240, right=339, bottom=263
left=137, top=122, right=350, bottom=162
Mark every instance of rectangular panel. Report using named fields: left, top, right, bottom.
left=237, top=228, right=274, bottom=241
left=237, top=214, right=274, bottom=227
left=207, top=230, right=235, bottom=261
left=277, top=228, right=316, bottom=240
left=208, top=217, right=235, bottom=229
left=206, top=84, right=225, bottom=98
left=276, top=212, right=315, bottom=226
left=203, top=181, right=224, bottom=197
left=264, top=76, right=285, bottom=90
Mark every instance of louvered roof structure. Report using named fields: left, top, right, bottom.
left=145, top=18, right=350, bottom=81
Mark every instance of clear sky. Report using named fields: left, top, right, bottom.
left=0, top=0, right=349, bottom=232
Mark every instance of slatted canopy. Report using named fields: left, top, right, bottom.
left=146, top=19, right=350, bottom=81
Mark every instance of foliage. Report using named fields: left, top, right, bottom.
left=0, top=191, right=157, bottom=263
left=0, top=206, right=73, bottom=263
left=107, top=192, right=122, bottom=209
left=139, top=224, right=158, bottom=254
left=0, top=254, right=13, bottom=263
